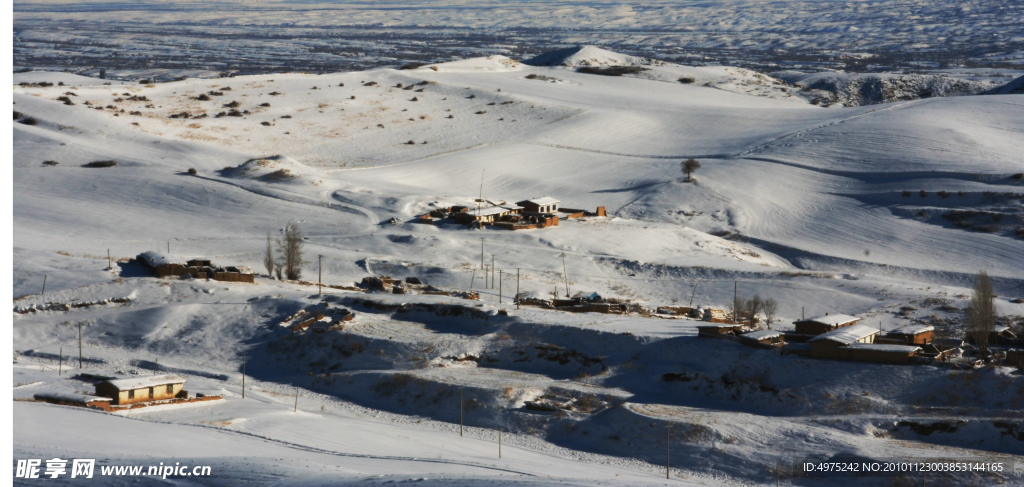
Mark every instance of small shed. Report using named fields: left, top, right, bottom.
left=838, top=343, right=921, bottom=364
left=697, top=323, right=745, bottom=337
left=516, top=197, right=560, bottom=214
left=34, top=392, right=112, bottom=411
left=739, top=329, right=785, bottom=346
left=793, top=314, right=860, bottom=336
left=809, top=323, right=879, bottom=359
left=95, top=375, right=187, bottom=405
left=137, top=251, right=188, bottom=277
left=884, top=324, right=934, bottom=345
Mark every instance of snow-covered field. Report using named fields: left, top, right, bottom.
left=10, top=47, right=1024, bottom=486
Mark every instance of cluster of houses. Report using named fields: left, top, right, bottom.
left=415, top=197, right=606, bottom=230
left=698, top=313, right=954, bottom=365
left=137, top=251, right=256, bottom=283
left=34, top=375, right=218, bottom=412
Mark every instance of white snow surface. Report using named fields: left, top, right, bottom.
left=11, top=49, right=1024, bottom=486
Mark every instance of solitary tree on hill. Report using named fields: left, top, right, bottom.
left=277, top=222, right=304, bottom=281
left=682, top=158, right=701, bottom=181
left=966, top=270, right=996, bottom=359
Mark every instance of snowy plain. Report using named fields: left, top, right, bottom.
left=10, top=46, right=1024, bottom=486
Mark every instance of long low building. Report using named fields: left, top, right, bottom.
left=838, top=343, right=922, bottom=364
left=794, top=314, right=860, bottom=336
left=94, top=375, right=187, bottom=405
left=809, top=323, right=879, bottom=359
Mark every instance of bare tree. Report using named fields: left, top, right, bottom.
left=263, top=232, right=276, bottom=277
left=747, top=295, right=764, bottom=326
left=762, top=298, right=778, bottom=329
left=277, top=222, right=304, bottom=281
left=965, top=270, right=996, bottom=359
left=681, top=158, right=701, bottom=181
left=730, top=295, right=746, bottom=324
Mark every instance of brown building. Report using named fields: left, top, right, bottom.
left=793, top=314, right=860, bottom=336
left=137, top=251, right=189, bottom=277
left=94, top=375, right=187, bottom=405
left=516, top=197, right=560, bottom=214
left=881, top=324, right=934, bottom=345
left=809, top=323, right=879, bottom=358
left=739, top=329, right=785, bottom=346
left=697, top=323, right=746, bottom=337
left=837, top=344, right=921, bottom=364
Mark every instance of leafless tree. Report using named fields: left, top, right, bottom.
left=762, top=298, right=779, bottom=329
left=965, top=270, right=996, bottom=359
left=263, top=232, right=276, bottom=277
left=730, top=295, right=747, bottom=324
left=681, top=158, right=701, bottom=181
left=277, top=222, right=304, bottom=281
left=747, top=295, right=764, bottom=326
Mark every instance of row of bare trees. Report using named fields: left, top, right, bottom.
left=264, top=222, right=304, bottom=280
left=731, top=294, right=779, bottom=328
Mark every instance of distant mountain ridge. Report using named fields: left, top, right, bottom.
left=772, top=71, right=995, bottom=106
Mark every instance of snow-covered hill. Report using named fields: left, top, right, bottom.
left=772, top=71, right=995, bottom=106
left=524, top=46, right=665, bottom=67
left=11, top=47, right=1024, bottom=486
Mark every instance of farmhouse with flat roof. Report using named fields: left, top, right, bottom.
left=94, top=375, right=187, bottom=405
left=516, top=197, right=560, bottom=214
left=793, top=313, right=859, bottom=336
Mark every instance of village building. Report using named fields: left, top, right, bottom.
left=138, top=251, right=189, bottom=277
left=452, top=205, right=523, bottom=224
left=516, top=197, right=560, bottom=214
left=877, top=324, right=934, bottom=346
left=808, top=323, right=878, bottom=358
left=739, top=329, right=785, bottom=347
left=793, top=313, right=860, bottom=336
left=136, top=252, right=255, bottom=283
left=838, top=343, right=922, bottom=364
left=33, top=392, right=112, bottom=411
left=94, top=375, right=187, bottom=406
left=697, top=323, right=746, bottom=337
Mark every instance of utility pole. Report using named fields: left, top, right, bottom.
left=499, top=270, right=503, bottom=304
left=516, top=269, right=520, bottom=310
left=491, top=255, right=495, bottom=288
left=78, top=322, right=82, bottom=368
left=41, top=275, right=47, bottom=295
left=689, top=283, right=698, bottom=307
left=666, top=425, right=671, bottom=479
left=469, top=270, right=476, bottom=291
left=167, top=242, right=170, bottom=253
left=802, top=307, right=805, bottom=320
left=480, top=238, right=485, bottom=270
left=459, top=388, right=464, bottom=437
left=484, top=266, right=489, bottom=289
left=733, top=281, right=738, bottom=323
left=242, top=352, right=246, bottom=399
left=318, top=254, right=323, bottom=296
left=107, top=249, right=111, bottom=270
left=560, top=251, right=570, bottom=297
